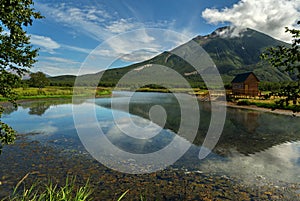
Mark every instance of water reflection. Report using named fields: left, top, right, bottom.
left=95, top=92, right=300, bottom=157
left=28, top=102, right=50, bottom=116
left=1, top=99, right=75, bottom=143
left=201, top=141, right=300, bottom=184
left=2, top=99, right=73, bottom=116
left=1, top=93, right=300, bottom=183
left=229, top=110, right=260, bottom=133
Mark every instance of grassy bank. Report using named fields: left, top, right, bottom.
left=236, top=99, right=300, bottom=112
left=2, top=87, right=300, bottom=113
left=0, top=87, right=112, bottom=102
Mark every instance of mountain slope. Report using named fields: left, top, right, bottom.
left=50, top=26, right=292, bottom=86
left=98, top=26, right=291, bottom=84
left=193, top=27, right=291, bottom=82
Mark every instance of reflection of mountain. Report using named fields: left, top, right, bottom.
left=2, top=99, right=75, bottom=116
left=19, top=99, right=73, bottom=116
left=28, top=102, right=50, bottom=116
left=2, top=104, right=18, bottom=115
left=220, top=109, right=300, bottom=155
left=229, top=110, right=260, bottom=133
left=96, top=93, right=300, bottom=156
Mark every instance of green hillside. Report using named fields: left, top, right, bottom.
left=49, top=75, right=76, bottom=86
left=49, top=26, right=292, bottom=87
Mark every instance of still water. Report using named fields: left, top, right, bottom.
left=1, top=92, right=300, bottom=199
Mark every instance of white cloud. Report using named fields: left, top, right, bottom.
left=202, top=0, right=300, bottom=42
left=36, top=3, right=187, bottom=63
left=121, top=49, right=160, bottom=62
left=62, top=45, right=92, bottom=54
left=30, top=35, right=61, bottom=53
left=103, top=30, right=159, bottom=61
left=33, top=61, right=80, bottom=76
left=36, top=3, right=113, bottom=41
left=33, top=3, right=196, bottom=75
left=33, top=56, right=82, bottom=76
left=42, top=56, right=80, bottom=64
left=87, top=29, right=191, bottom=63
left=106, top=18, right=138, bottom=34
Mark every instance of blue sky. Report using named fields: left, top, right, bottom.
left=27, top=0, right=300, bottom=76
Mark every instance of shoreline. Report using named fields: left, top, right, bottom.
left=1, top=92, right=300, bottom=117
left=0, top=94, right=112, bottom=107
left=225, top=101, right=300, bottom=117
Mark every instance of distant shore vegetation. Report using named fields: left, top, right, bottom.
left=0, top=87, right=112, bottom=102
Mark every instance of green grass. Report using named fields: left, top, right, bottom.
left=0, top=87, right=112, bottom=102
left=236, top=99, right=300, bottom=112
left=3, top=175, right=93, bottom=201
left=2, top=174, right=139, bottom=201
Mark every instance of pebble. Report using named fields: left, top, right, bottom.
left=0, top=139, right=299, bottom=200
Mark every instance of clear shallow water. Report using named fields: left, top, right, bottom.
left=1, top=92, right=300, bottom=186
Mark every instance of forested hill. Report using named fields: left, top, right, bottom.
left=49, top=26, right=292, bottom=87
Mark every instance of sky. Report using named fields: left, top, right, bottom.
left=25, top=0, right=300, bottom=76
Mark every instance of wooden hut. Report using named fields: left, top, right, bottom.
left=231, top=72, right=260, bottom=96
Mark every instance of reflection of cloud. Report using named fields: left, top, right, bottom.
left=32, top=123, right=58, bottom=135
left=113, top=116, right=163, bottom=139
left=202, top=0, right=300, bottom=42
left=75, top=120, right=111, bottom=130
left=200, top=141, right=300, bottom=185
left=46, top=113, right=73, bottom=119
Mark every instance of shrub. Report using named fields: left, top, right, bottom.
left=237, top=100, right=251, bottom=106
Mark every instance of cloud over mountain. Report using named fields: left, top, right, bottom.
left=202, top=0, right=300, bottom=42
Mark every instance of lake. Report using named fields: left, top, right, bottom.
left=0, top=92, right=299, bottom=200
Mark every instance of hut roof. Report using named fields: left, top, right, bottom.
left=231, top=72, right=259, bottom=83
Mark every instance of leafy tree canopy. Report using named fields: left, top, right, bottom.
left=262, top=21, right=300, bottom=111
left=262, top=21, right=300, bottom=78
left=0, top=0, right=42, bottom=153
left=29, top=71, right=49, bottom=88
